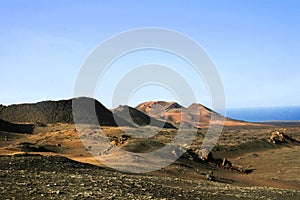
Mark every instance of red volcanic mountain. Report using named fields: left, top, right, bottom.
left=135, top=101, right=257, bottom=128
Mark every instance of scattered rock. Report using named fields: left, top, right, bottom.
left=197, top=149, right=213, bottom=162
left=205, top=171, right=214, bottom=180
left=118, top=134, right=129, bottom=144
left=110, top=140, right=117, bottom=146
left=269, top=131, right=286, bottom=144
left=222, top=158, right=232, bottom=168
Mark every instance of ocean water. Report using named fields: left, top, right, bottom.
left=226, top=106, right=300, bottom=122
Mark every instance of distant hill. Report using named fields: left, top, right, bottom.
left=0, top=98, right=262, bottom=129
left=112, top=105, right=177, bottom=129
left=135, top=101, right=258, bottom=128
left=0, top=97, right=132, bottom=127
left=258, top=121, right=300, bottom=126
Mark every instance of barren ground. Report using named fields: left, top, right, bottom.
left=0, top=123, right=299, bottom=199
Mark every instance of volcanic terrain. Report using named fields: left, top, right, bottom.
left=0, top=98, right=299, bottom=199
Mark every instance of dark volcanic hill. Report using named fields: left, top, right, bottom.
left=112, top=105, right=176, bottom=129
left=0, top=97, right=132, bottom=127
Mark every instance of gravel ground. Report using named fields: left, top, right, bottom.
left=0, top=154, right=299, bottom=200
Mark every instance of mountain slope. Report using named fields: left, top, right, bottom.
left=0, top=97, right=133, bottom=127
left=112, top=105, right=176, bottom=129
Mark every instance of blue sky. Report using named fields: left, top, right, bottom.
left=0, top=0, right=299, bottom=108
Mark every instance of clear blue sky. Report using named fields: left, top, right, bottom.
left=0, top=0, right=299, bottom=108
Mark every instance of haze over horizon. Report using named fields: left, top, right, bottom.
left=1, top=1, right=299, bottom=109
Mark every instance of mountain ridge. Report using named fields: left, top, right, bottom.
left=0, top=98, right=259, bottom=128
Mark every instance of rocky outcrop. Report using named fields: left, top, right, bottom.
left=268, top=131, right=300, bottom=144
left=269, top=131, right=286, bottom=144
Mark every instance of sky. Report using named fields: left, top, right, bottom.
left=0, top=0, right=299, bottom=109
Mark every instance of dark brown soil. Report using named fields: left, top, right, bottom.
left=0, top=154, right=299, bottom=200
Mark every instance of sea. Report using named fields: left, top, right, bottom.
left=226, top=106, right=300, bottom=122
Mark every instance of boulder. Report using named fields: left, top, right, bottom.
left=197, top=149, right=213, bottom=162
left=269, top=131, right=286, bottom=144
